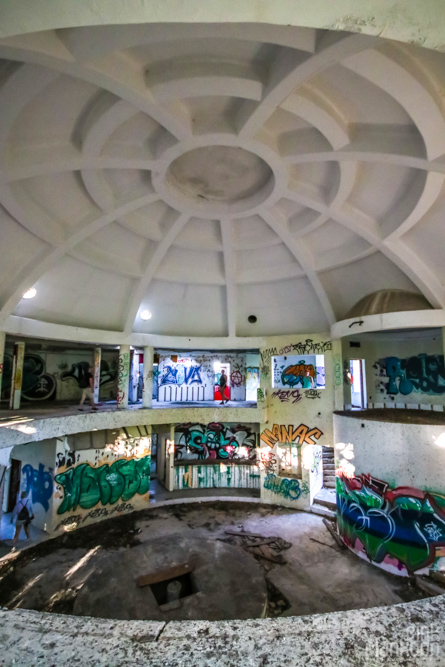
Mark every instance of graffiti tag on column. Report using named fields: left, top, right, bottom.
left=117, top=352, right=130, bottom=406
left=271, top=389, right=302, bottom=404
left=54, top=455, right=150, bottom=514
left=257, top=387, right=265, bottom=402
left=259, top=450, right=277, bottom=475
left=334, top=354, right=342, bottom=387
left=264, top=474, right=301, bottom=500
left=261, top=423, right=323, bottom=448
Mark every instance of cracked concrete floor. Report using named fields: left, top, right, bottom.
left=0, top=502, right=429, bottom=620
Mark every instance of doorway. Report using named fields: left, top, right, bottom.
left=350, top=359, right=366, bottom=409
left=7, top=458, right=21, bottom=512
left=214, top=362, right=231, bottom=402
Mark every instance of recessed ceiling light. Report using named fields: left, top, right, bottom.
left=248, top=315, right=257, bottom=323
left=23, top=288, right=36, bottom=299
left=140, top=310, right=152, bottom=320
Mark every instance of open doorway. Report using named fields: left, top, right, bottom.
left=214, top=362, right=231, bottom=402
left=350, top=359, right=366, bottom=409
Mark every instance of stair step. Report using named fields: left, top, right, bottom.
left=313, top=497, right=336, bottom=511
left=323, top=463, right=335, bottom=470
left=324, top=482, right=336, bottom=489
left=310, top=504, right=336, bottom=519
left=324, top=474, right=336, bottom=481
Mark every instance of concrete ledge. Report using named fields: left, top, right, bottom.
left=1, top=594, right=444, bottom=666
left=0, top=405, right=266, bottom=448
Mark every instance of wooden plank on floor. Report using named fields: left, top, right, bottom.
left=136, top=563, right=193, bottom=587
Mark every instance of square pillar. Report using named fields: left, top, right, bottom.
left=332, top=339, right=344, bottom=412
left=117, top=345, right=130, bottom=409
left=142, top=345, right=154, bottom=408
left=93, top=347, right=101, bottom=404
left=9, top=341, right=25, bottom=410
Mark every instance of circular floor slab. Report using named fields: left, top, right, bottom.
left=73, top=535, right=267, bottom=621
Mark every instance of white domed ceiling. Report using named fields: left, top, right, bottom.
left=0, top=23, right=444, bottom=339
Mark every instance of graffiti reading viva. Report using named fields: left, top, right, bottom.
left=55, top=456, right=151, bottom=514
left=337, top=471, right=445, bottom=574
left=261, top=423, right=323, bottom=448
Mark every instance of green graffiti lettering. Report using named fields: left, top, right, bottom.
left=55, top=455, right=151, bottom=515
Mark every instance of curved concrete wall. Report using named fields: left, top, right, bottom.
left=334, top=414, right=445, bottom=576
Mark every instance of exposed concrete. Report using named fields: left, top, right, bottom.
left=74, top=536, right=267, bottom=621
left=0, top=404, right=266, bottom=448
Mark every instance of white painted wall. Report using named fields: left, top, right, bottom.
left=9, top=439, right=56, bottom=531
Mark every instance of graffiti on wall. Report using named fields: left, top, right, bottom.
left=271, top=389, right=302, bottom=404
left=117, top=352, right=130, bottom=406
left=334, top=354, right=342, bottom=387
left=305, top=389, right=321, bottom=399
left=1, top=353, right=56, bottom=401
left=374, top=355, right=445, bottom=396
left=159, top=363, right=203, bottom=386
left=257, top=387, right=265, bottom=402
left=54, top=502, right=135, bottom=531
left=258, top=449, right=277, bottom=475
left=175, top=464, right=260, bottom=491
left=337, top=471, right=445, bottom=574
left=54, top=455, right=151, bottom=514
left=261, top=423, right=323, bottom=448
left=174, top=422, right=257, bottom=461
left=281, top=363, right=315, bottom=388
left=61, top=360, right=117, bottom=389
left=264, top=474, right=302, bottom=500
left=21, top=463, right=54, bottom=511
left=260, top=339, right=332, bottom=365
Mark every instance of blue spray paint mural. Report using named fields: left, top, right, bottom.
left=375, top=354, right=445, bottom=396
left=159, top=364, right=203, bottom=386
left=21, top=463, right=54, bottom=511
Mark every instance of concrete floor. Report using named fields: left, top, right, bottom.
left=0, top=502, right=428, bottom=621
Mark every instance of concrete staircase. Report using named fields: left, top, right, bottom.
left=310, top=447, right=337, bottom=519
left=311, top=487, right=336, bottom=519
left=322, top=446, right=335, bottom=489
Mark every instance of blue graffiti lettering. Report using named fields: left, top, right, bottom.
left=22, top=463, right=53, bottom=511
left=263, top=473, right=301, bottom=500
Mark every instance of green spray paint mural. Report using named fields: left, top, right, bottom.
left=174, top=463, right=260, bottom=490
left=337, top=471, right=445, bottom=575
left=55, top=455, right=151, bottom=514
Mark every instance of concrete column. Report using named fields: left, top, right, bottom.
left=332, top=339, right=344, bottom=412
left=117, top=344, right=130, bottom=409
left=0, top=331, right=5, bottom=403
left=142, top=345, right=154, bottom=408
left=93, top=347, right=101, bottom=404
left=9, top=341, right=25, bottom=410
left=129, top=350, right=139, bottom=404
left=166, top=424, right=175, bottom=492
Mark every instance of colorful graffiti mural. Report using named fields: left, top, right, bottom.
left=264, top=474, right=302, bottom=500
left=160, top=363, right=203, bottom=386
left=374, top=354, right=445, bottom=396
left=61, top=360, right=117, bottom=389
left=174, top=423, right=257, bottom=461
left=54, top=455, right=151, bottom=514
left=1, top=352, right=56, bottom=401
left=174, top=464, right=260, bottom=490
left=21, top=463, right=53, bottom=511
left=337, top=471, right=445, bottom=574
left=261, top=423, right=323, bottom=448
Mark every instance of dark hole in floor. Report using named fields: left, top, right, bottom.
left=149, top=571, right=198, bottom=606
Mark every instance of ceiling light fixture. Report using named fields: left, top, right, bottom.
left=23, top=288, right=37, bottom=299
left=140, top=310, right=152, bottom=320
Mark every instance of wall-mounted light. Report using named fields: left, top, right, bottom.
left=23, top=287, right=36, bottom=299
left=140, top=310, right=152, bottom=320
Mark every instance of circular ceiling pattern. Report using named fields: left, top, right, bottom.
left=0, top=23, right=444, bottom=340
